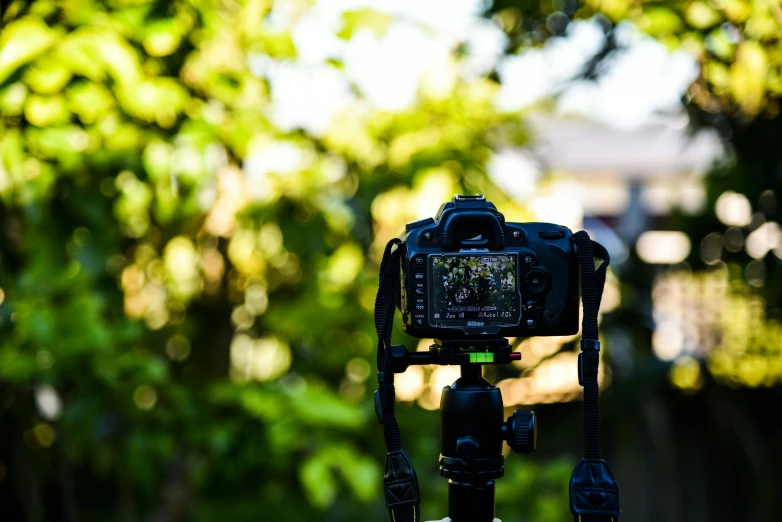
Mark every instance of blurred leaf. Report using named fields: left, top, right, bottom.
left=339, top=9, right=394, bottom=39
left=639, top=7, right=685, bottom=35
left=721, top=0, right=752, bottom=23
left=731, top=40, right=768, bottom=115
left=299, top=453, right=337, bottom=508
left=143, top=19, right=184, bottom=57
left=686, top=1, right=723, bottom=29
left=239, top=387, right=284, bottom=421
left=706, top=26, right=737, bottom=61
left=23, top=57, right=72, bottom=95
left=66, top=81, right=115, bottom=124
left=0, top=16, right=59, bottom=84
left=338, top=449, right=380, bottom=501
left=0, top=1, right=539, bottom=520
left=705, top=60, right=733, bottom=94
left=291, top=384, right=367, bottom=429
left=24, top=94, right=69, bottom=127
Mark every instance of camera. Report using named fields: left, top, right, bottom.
left=398, top=194, right=579, bottom=339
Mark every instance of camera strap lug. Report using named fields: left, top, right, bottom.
left=384, top=450, right=421, bottom=514
left=570, top=459, right=620, bottom=521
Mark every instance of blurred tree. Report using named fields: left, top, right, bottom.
left=485, top=1, right=782, bottom=520
left=552, top=0, right=782, bottom=385
left=477, top=1, right=782, bottom=520
left=488, top=0, right=782, bottom=119
left=0, top=1, right=557, bottom=522
left=584, top=0, right=782, bottom=120
left=484, top=0, right=782, bottom=387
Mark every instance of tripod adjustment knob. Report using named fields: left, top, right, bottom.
left=505, top=409, right=536, bottom=454
left=454, top=435, right=480, bottom=459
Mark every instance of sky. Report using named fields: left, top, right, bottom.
left=251, top=0, right=700, bottom=134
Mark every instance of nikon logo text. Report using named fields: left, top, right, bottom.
left=467, top=321, right=484, bottom=327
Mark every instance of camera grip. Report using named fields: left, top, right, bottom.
left=533, top=244, right=571, bottom=328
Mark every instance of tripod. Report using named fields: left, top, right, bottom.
left=383, top=338, right=536, bottom=522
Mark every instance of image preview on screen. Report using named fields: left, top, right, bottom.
left=429, top=254, right=520, bottom=328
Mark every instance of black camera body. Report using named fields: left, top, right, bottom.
left=398, top=194, right=579, bottom=339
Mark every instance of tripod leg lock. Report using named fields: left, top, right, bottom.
left=569, top=458, right=620, bottom=521
left=384, top=450, right=421, bottom=510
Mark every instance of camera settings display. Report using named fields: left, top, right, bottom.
left=428, top=254, right=521, bottom=329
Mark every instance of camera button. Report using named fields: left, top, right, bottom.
left=525, top=269, right=548, bottom=294
left=415, top=304, right=425, bottom=312
left=414, top=257, right=425, bottom=266
left=526, top=318, right=536, bottom=328
left=415, top=288, right=424, bottom=296
left=415, top=318, right=425, bottom=327
left=414, top=273, right=424, bottom=281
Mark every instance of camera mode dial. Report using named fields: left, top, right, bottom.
left=406, top=217, right=435, bottom=230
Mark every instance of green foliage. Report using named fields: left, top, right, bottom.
left=0, top=1, right=562, bottom=521
left=488, top=0, right=782, bottom=119
left=583, top=0, right=782, bottom=118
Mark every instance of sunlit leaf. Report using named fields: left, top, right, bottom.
left=24, top=94, right=69, bottom=127
left=23, top=57, right=72, bottom=95
left=731, top=40, right=768, bottom=115
left=0, top=82, right=28, bottom=116
left=586, top=0, right=634, bottom=21
left=116, top=77, right=189, bottom=126
left=338, top=9, right=394, bottom=39
left=143, top=19, right=183, bottom=57
left=0, top=16, right=59, bottom=84
left=685, top=1, right=723, bottom=29
left=639, top=7, right=685, bottom=35
left=66, top=81, right=115, bottom=124
left=720, top=0, right=752, bottom=23
left=744, top=9, right=779, bottom=40
left=705, top=60, right=732, bottom=93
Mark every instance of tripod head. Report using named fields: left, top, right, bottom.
left=374, top=338, right=536, bottom=522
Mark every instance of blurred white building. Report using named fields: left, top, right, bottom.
left=530, top=114, right=723, bottom=240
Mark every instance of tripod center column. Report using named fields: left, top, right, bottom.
left=439, top=364, right=504, bottom=522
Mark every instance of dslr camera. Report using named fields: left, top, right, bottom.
left=398, top=194, right=579, bottom=339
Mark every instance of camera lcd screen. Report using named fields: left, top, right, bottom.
left=429, top=254, right=520, bottom=329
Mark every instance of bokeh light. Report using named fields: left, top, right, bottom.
left=715, top=191, right=752, bottom=227
left=637, top=231, right=691, bottom=264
